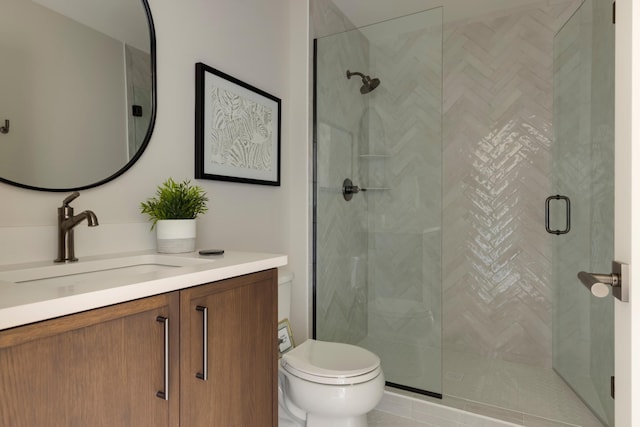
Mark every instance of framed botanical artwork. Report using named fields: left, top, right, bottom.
left=195, top=62, right=281, bottom=186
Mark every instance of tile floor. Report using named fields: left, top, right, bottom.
left=441, top=350, right=604, bottom=426
left=367, top=349, right=606, bottom=427
left=368, top=409, right=432, bottom=427
left=369, top=390, right=522, bottom=427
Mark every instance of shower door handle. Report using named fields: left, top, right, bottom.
left=545, top=195, right=571, bottom=235
left=577, top=261, right=629, bottom=302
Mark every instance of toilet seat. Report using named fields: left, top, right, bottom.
left=281, top=339, right=381, bottom=385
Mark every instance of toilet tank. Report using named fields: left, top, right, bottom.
left=278, top=268, right=294, bottom=321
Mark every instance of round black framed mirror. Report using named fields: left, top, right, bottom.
left=0, top=0, right=157, bottom=191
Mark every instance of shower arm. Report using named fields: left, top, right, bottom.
left=346, top=70, right=366, bottom=80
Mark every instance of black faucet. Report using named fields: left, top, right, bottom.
left=55, top=192, right=99, bottom=263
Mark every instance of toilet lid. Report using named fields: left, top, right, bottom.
left=281, top=339, right=381, bottom=385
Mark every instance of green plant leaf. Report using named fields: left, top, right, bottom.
left=140, top=178, right=209, bottom=229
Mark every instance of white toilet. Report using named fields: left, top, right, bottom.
left=278, top=269, right=385, bottom=427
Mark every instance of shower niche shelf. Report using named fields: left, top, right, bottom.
left=358, top=152, right=389, bottom=193
left=359, top=153, right=390, bottom=159
left=317, top=185, right=389, bottom=193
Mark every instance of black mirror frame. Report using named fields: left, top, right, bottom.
left=0, top=0, right=157, bottom=192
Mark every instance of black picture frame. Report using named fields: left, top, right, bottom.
left=195, top=62, right=281, bottom=186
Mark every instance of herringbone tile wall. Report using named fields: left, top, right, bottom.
left=553, top=0, right=615, bottom=423
left=441, top=0, right=581, bottom=368
left=586, top=0, right=614, bottom=421
left=315, top=0, right=583, bottom=374
left=315, top=25, right=371, bottom=344
left=552, top=0, right=593, bottom=386
left=362, top=10, right=443, bottom=393
left=311, top=0, right=355, bottom=38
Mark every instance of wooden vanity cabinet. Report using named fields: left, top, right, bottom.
left=180, top=269, right=278, bottom=427
left=0, top=292, right=180, bottom=427
left=0, top=269, right=277, bottom=427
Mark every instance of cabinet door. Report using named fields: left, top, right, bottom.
left=0, top=292, right=180, bottom=427
left=180, top=269, right=277, bottom=427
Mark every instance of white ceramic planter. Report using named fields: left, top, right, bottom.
left=156, top=219, right=196, bottom=253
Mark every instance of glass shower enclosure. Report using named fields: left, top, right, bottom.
left=314, top=8, right=444, bottom=396
left=314, top=3, right=615, bottom=424
left=552, top=0, right=615, bottom=425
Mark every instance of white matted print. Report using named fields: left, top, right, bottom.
left=278, top=319, right=295, bottom=357
left=195, top=62, right=281, bottom=186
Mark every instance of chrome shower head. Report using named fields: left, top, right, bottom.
left=346, top=70, right=381, bottom=94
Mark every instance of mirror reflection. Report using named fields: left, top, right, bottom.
left=0, top=0, right=155, bottom=191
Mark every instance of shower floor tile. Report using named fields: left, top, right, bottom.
left=359, top=336, right=605, bottom=426
left=367, top=410, right=432, bottom=427
left=379, top=388, right=599, bottom=427
left=443, top=350, right=604, bottom=427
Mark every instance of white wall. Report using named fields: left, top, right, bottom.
left=0, top=0, right=311, bottom=340
left=33, top=0, right=150, bottom=52
left=286, top=0, right=312, bottom=342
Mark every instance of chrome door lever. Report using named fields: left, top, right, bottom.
left=577, top=261, right=629, bottom=302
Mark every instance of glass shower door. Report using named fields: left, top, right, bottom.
left=552, top=1, right=614, bottom=425
left=314, top=8, right=443, bottom=396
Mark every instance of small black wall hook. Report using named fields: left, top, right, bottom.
left=0, top=120, right=9, bottom=134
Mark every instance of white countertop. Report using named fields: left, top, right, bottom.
left=0, top=250, right=287, bottom=331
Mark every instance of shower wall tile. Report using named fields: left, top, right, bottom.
left=125, top=45, right=151, bottom=157
left=315, top=26, right=370, bottom=344
left=312, top=2, right=367, bottom=351
left=311, top=0, right=356, bottom=38
left=553, top=0, right=614, bottom=423
left=588, top=2, right=615, bottom=424
left=551, top=0, right=593, bottom=393
left=365, top=15, right=443, bottom=354
left=315, top=0, right=592, bottom=389
left=442, top=1, right=579, bottom=368
left=354, top=11, right=444, bottom=393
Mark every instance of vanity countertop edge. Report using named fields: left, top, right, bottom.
left=0, top=250, right=288, bottom=331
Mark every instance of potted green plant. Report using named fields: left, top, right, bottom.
left=140, top=178, right=208, bottom=253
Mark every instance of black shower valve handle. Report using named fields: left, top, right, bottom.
left=342, top=178, right=367, bottom=201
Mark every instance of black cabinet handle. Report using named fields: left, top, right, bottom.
left=156, top=316, right=169, bottom=400
left=196, top=306, right=208, bottom=381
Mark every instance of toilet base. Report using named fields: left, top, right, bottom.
left=307, top=413, right=368, bottom=427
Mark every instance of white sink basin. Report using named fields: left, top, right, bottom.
left=0, top=254, right=213, bottom=287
